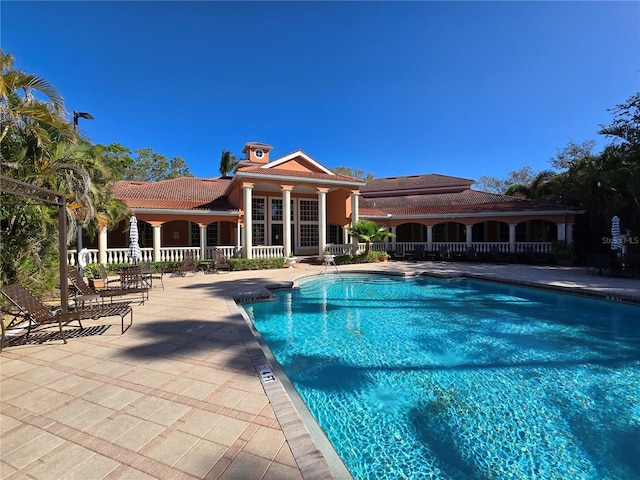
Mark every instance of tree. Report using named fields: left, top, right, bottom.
left=330, top=166, right=375, bottom=181
left=1, top=51, right=128, bottom=290
left=346, top=220, right=395, bottom=254
left=219, top=149, right=238, bottom=177
left=0, top=49, right=75, bottom=151
left=120, top=148, right=192, bottom=182
left=549, top=139, right=596, bottom=170
left=475, top=166, right=537, bottom=194
left=504, top=170, right=558, bottom=199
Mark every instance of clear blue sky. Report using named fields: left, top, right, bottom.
left=3, top=1, right=639, bottom=182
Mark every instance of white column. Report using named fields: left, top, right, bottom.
left=351, top=192, right=360, bottom=254
left=152, top=225, right=161, bottom=262
left=318, top=189, right=328, bottom=256
left=235, top=224, right=241, bottom=257
left=98, top=226, right=108, bottom=264
left=282, top=187, right=292, bottom=256
left=509, top=224, right=517, bottom=253
left=351, top=192, right=359, bottom=225
left=243, top=184, right=254, bottom=259
left=427, top=225, right=433, bottom=251
left=566, top=224, right=574, bottom=245
left=556, top=223, right=566, bottom=242
left=200, top=224, right=207, bottom=259
left=466, top=225, right=473, bottom=248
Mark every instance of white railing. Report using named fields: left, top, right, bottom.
left=68, top=241, right=553, bottom=266
left=253, top=245, right=285, bottom=259
left=515, top=242, right=553, bottom=254
left=325, top=241, right=553, bottom=256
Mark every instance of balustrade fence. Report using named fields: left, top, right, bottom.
left=68, top=242, right=552, bottom=266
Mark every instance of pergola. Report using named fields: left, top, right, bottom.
left=0, top=175, right=70, bottom=312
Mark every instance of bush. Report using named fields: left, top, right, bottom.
left=227, top=258, right=285, bottom=271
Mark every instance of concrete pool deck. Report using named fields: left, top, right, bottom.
left=1, top=261, right=638, bottom=479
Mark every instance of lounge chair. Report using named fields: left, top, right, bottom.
left=414, top=244, right=426, bottom=261
left=68, top=266, right=148, bottom=306
left=1, top=283, right=81, bottom=348
left=212, top=249, right=231, bottom=273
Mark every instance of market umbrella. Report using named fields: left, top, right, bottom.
left=127, top=216, right=141, bottom=263
left=611, top=216, right=623, bottom=251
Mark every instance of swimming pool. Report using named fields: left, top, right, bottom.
left=244, top=274, right=640, bottom=480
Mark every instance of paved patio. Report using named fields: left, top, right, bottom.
left=1, top=261, right=638, bottom=479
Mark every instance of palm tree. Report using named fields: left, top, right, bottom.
left=346, top=220, right=395, bottom=254
left=219, top=149, right=238, bottom=177
left=0, top=49, right=75, bottom=150
left=1, top=50, right=128, bottom=288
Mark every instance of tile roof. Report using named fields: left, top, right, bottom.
left=360, top=189, right=570, bottom=216
left=361, top=174, right=474, bottom=194
left=235, top=167, right=366, bottom=184
left=113, top=177, right=237, bottom=211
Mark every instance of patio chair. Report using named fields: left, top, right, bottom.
left=414, top=244, right=426, bottom=261
left=393, top=245, right=405, bottom=260
left=140, top=262, right=165, bottom=290
left=1, top=283, right=82, bottom=348
left=212, top=249, right=231, bottom=273
left=174, top=251, right=198, bottom=276
left=440, top=245, right=453, bottom=261
left=95, top=264, right=120, bottom=289
left=117, top=265, right=151, bottom=303
left=68, top=266, right=148, bottom=305
left=463, top=246, right=478, bottom=262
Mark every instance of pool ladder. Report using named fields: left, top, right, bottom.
left=323, top=255, right=342, bottom=279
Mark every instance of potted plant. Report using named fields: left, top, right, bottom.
left=377, top=252, right=389, bottom=262
left=284, top=252, right=297, bottom=268
left=84, top=265, right=106, bottom=290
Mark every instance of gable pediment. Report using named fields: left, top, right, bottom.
left=262, top=150, right=334, bottom=176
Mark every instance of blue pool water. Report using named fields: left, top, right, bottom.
left=244, top=274, right=640, bottom=480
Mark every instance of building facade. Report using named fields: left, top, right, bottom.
left=80, top=142, right=580, bottom=264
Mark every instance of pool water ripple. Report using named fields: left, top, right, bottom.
left=244, top=274, right=640, bottom=480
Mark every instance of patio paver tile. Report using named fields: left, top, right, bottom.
left=146, top=430, right=200, bottom=466
left=203, top=416, right=250, bottom=447
left=172, top=439, right=227, bottom=478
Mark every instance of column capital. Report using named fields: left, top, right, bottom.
left=280, top=185, right=294, bottom=192
left=242, top=182, right=255, bottom=190
left=350, top=190, right=361, bottom=196
left=316, top=187, right=330, bottom=194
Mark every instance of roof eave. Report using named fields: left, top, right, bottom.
left=235, top=171, right=365, bottom=187
left=132, top=208, right=240, bottom=216
left=361, top=209, right=584, bottom=219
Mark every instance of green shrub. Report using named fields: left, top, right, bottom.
left=227, top=258, right=285, bottom=271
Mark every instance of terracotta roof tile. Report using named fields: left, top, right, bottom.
left=361, top=174, right=474, bottom=193
left=360, top=190, right=569, bottom=216
left=113, top=177, right=236, bottom=211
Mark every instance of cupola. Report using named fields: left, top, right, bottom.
left=242, top=142, right=273, bottom=164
